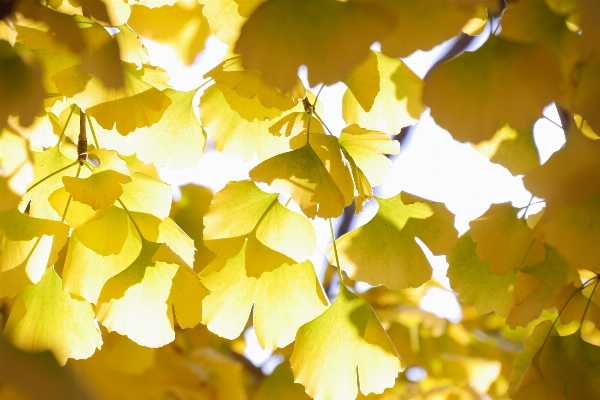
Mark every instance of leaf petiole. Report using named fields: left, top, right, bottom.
left=579, top=278, right=600, bottom=338
left=117, top=198, right=145, bottom=241
left=58, top=104, right=76, bottom=142
left=25, top=160, right=79, bottom=194
left=86, top=115, right=99, bottom=149
left=61, top=163, right=82, bottom=223
left=328, top=218, right=344, bottom=286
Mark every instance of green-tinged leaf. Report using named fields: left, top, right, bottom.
left=3, top=268, right=102, bottom=365
left=19, top=145, right=78, bottom=220
left=117, top=172, right=172, bottom=220
left=255, top=362, right=311, bottom=400
left=203, top=181, right=315, bottom=276
left=509, top=320, right=553, bottom=395
left=329, top=192, right=457, bottom=289
left=290, top=284, right=403, bottom=400
left=200, top=247, right=328, bottom=349
left=473, top=124, right=540, bottom=175
left=469, top=203, right=545, bottom=274
left=0, top=210, right=69, bottom=297
left=423, top=36, right=562, bottom=143
left=249, top=140, right=346, bottom=219
left=128, top=89, right=206, bottom=169
left=63, top=149, right=131, bottom=210
left=96, top=239, right=207, bottom=347
left=342, top=51, right=425, bottom=135
left=447, top=234, right=516, bottom=317
left=234, top=0, right=396, bottom=92
left=52, top=64, right=171, bottom=134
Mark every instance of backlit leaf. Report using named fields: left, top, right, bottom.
left=290, top=283, right=403, bottom=400
left=329, top=192, right=457, bottom=289
left=342, top=51, right=425, bottom=135
left=423, top=36, right=562, bottom=143
left=234, top=0, right=396, bottom=91
left=3, top=268, right=102, bottom=365
left=200, top=246, right=328, bottom=349
left=114, top=25, right=149, bottom=69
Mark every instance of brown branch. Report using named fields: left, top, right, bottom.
left=78, top=110, right=87, bottom=165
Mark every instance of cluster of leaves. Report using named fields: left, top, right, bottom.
left=1, top=0, right=600, bottom=399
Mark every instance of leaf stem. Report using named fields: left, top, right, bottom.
left=328, top=218, right=344, bottom=286
left=521, top=195, right=535, bottom=220
left=58, top=104, right=76, bottom=142
left=117, top=198, right=145, bottom=241
left=25, top=160, right=79, bottom=193
left=580, top=278, right=600, bottom=337
left=313, top=111, right=333, bottom=135
left=86, top=115, right=99, bottom=148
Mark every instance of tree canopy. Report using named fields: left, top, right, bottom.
left=1, top=0, right=600, bottom=399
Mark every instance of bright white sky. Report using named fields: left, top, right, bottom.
left=142, top=30, right=566, bottom=370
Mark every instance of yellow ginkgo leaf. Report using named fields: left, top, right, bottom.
left=73, top=205, right=130, bottom=256
left=342, top=51, right=425, bottom=135
left=506, top=271, right=544, bottom=329
left=523, top=127, right=600, bottom=204
left=255, top=361, right=311, bottom=400
left=379, top=0, right=479, bottom=58
left=249, top=140, right=346, bottom=219
left=0, top=210, right=69, bottom=297
left=117, top=172, right=173, bottom=220
left=473, top=124, right=540, bottom=176
left=97, top=239, right=208, bottom=347
left=198, top=0, right=263, bottom=45
left=234, top=0, right=396, bottom=92
left=63, top=149, right=131, bottom=210
left=52, top=64, right=171, bottom=135
left=200, top=247, right=328, bottom=349
left=114, top=25, right=149, bottom=69
left=290, top=284, right=403, bottom=400
left=339, top=125, right=399, bottom=211
left=128, top=1, right=210, bottom=65
left=0, top=41, right=44, bottom=129
left=203, top=181, right=315, bottom=276
left=19, top=145, right=79, bottom=220
left=63, top=216, right=141, bottom=303
left=447, top=234, right=517, bottom=317
left=204, top=58, right=305, bottom=111
left=423, top=36, right=562, bottom=143
left=199, top=84, right=303, bottom=161
left=533, top=198, right=600, bottom=272
left=329, top=192, right=458, bottom=289
left=0, top=127, right=32, bottom=212
left=3, top=268, right=102, bottom=365
left=469, top=203, right=545, bottom=274
left=127, top=89, right=207, bottom=169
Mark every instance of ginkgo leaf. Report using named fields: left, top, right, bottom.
left=3, top=268, right=102, bottom=365
left=204, top=57, right=305, bottom=111
left=200, top=247, right=328, bottom=349
left=469, top=203, right=545, bottom=274
left=234, top=0, right=396, bottom=92
left=0, top=210, right=69, bottom=297
left=170, top=184, right=215, bottom=271
left=500, top=0, right=572, bottom=45
left=506, top=271, right=544, bottom=328
left=128, top=1, right=211, bottom=65
left=52, top=64, right=171, bottom=134
left=553, top=282, right=600, bottom=327
left=19, top=145, right=78, bottom=220
left=127, top=89, right=206, bottom=169
left=423, top=35, right=562, bottom=143
left=249, top=140, right=346, bottom=219
left=97, top=238, right=207, bottom=347
left=63, top=215, right=141, bottom=303
left=342, top=51, right=425, bottom=135
left=198, top=0, right=259, bottom=45
left=62, top=149, right=131, bottom=210
left=447, top=234, right=517, bottom=317
left=255, top=362, right=311, bottom=400
left=290, top=283, right=403, bottom=400
left=513, top=324, right=600, bottom=399
left=73, top=205, right=130, bottom=256
left=114, top=25, right=149, bottom=69
left=533, top=198, right=600, bottom=271
left=203, top=181, right=315, bottom=276
left=472, top=124, right=540, bottom=176
left=0, top=127, right=32, bottom=212
left=117, top=172, right=172, bottom=220
left=524, top=127, right=600, bottom=204
left=339, top=125, right=399, bottom=206
left=0, top=40, right=44, bottom=129
left=200, top=84, right=305, bottom=161
left=379, top=0, right=480, bottom=58
left=329, top=192, right=457, bottom=289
